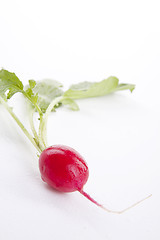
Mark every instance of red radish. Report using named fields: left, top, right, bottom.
left=39, top=145, right=89, bottom=192
left=39, top=145, right=151, bottom=214
left=39, top=145, right=105, bottom=208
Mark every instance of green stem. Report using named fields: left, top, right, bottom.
left=29, top=107, right=44, bottom=151
left=38, top=118, right=47, bottom=150
left=41, top=96, right=63, bottom=147
left=29, top=107, right=39, bottom=141
left=22, top=91, right=46, bottom=151
left=0, top=96, right=42, bottom=153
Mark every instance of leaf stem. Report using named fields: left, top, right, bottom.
left=38, top=118, right=47, bottom=150
left=41, top=96, right=63, bottom=147
left=29, top=107, right=44, bottom=151
left=0, top=96, right=42, bottom=153
left=22, top=91, right=46, bottom=151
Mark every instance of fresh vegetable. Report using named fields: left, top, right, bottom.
left=39, top=145, right=89, bottom=192
left=0, top=69, right=150, bottom=213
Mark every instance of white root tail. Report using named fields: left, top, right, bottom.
left=80, top=190, right=152, bottom=214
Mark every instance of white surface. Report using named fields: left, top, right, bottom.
left=0, top=1, right=160, bottom=239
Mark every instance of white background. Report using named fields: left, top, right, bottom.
left=0, top=0, right=160, bottom=239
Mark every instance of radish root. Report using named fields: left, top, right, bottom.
left=80, top=190, right=152, bottom=214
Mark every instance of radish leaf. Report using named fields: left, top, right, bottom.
left=0, top=69, right=24, bottom=99
left=0, top=68, right=136, bottom=154
left=64, top=77, right=135, bottom=99
left=31, top=79, right=64, bottom=113
left=61, top=98, right=79, bottom=111
left=0, top=69, right=41, bottom=115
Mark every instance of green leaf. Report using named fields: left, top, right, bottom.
left=24, top=79, right=38, bottom=105
left=29, top=80, right=36, bottom=89
left=61, top=98, right=79, bottom=111
left=7, top=88, right=20, bottom=99
left=32, top=79, right=64, bottom=113
left=0, top=69, right=24, bottom=99
left=64, top=77, right=135, bottom=99
left=64, top=77, right=119, bottom=99
left=115, top=83, right=135, bottom=92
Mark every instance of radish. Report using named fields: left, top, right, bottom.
left=39, top=145, right=151, bottom=213
left=39, top=145, right=89, bottom=193
left=0, top=69, right=151, bottom=213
